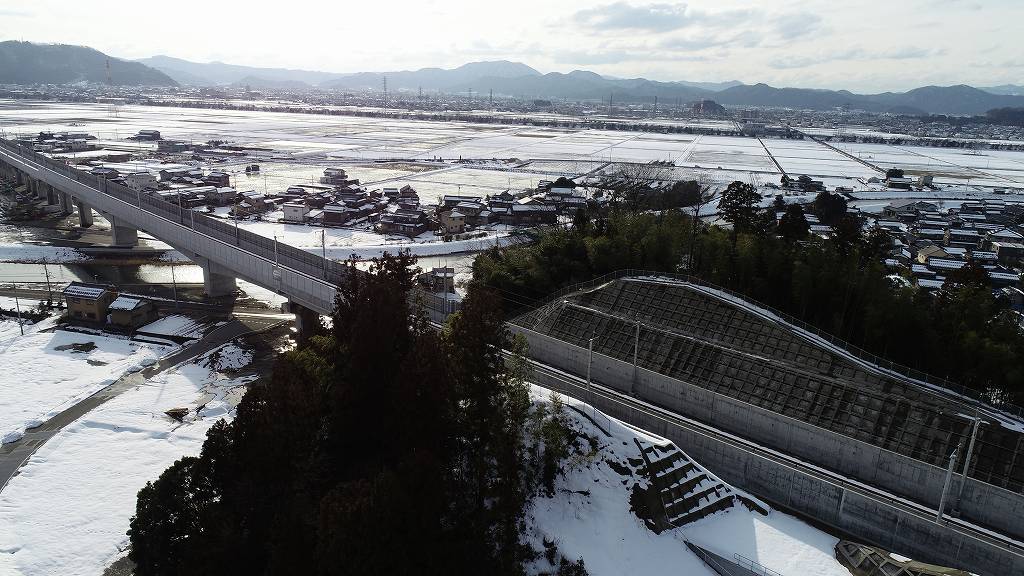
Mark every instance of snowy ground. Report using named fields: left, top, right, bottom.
left=137, top=314, right=206, bottom=339
left=0, top=343, right=255, bottom=576
left=0, top=329, right=175, bottom=444
left=0, top=243, right=86, bottom=264
left=525, top=385, right=852, bottom=576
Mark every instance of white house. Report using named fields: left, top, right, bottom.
left=125, top=171, right=158, bottom=193
left=282, top=202, right=310, bottom=223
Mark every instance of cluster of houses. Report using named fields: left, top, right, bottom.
left=878, top=198, right=1024, bottom=293
left=32, top=131, right=98, bottom=153
left=433, top=178, right=592, bottom=234
left=62, top=282, right=159, bottom=331
left=280, top=171, right=587, bottom=237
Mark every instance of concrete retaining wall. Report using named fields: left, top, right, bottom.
left=513, top=325, right=1024, bottom=574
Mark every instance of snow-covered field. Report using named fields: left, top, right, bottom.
left=6, top=100, right=1021, bottom=191
left=525, top=386, right=852, bottom=576
left=0, top=329, right=175, bottom=444
left=0, top=243, right=86, bottom=264
left=0, top=343, right=255, bottom=576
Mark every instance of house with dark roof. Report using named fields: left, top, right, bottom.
left=63, top=282, right=117, bottom=323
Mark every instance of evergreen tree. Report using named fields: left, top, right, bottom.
left=718, top=181, right=763, bottom=243
left=812, top=191, right=848, bottom=226
left=778, top=203, right=810, bottom=242
left=129, top=253, right=547, bottom=576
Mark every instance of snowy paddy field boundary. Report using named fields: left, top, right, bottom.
left=0, top=328, right=179, bottom=446
left=0, top=343, right=256, bottom=576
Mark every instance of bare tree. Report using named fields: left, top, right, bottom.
left=599, top=162, right=673, bottom=214
left=684, top=170, right=716, bottom=272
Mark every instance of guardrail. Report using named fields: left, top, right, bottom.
left=515, top=268, right=1024, bottom=420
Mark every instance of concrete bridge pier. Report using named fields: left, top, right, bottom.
left=75, top=199, right=94, bottom=227
left=108, top=216, right=139, bottom=246
left=58, top=191, right=73, bottom=215
left=284, top=300, right=322, bottom=342
left=200, top=260, right=237, bottom=298
left=45, top=183, right=57, bottom=205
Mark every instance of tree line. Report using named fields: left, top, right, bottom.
left=474, top=183, right=1024, bottom=403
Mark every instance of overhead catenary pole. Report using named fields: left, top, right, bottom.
left=633, top=319, right=641, bottom=392
left=587, top=337, right=596, bottom=422
left=937, top=447, right=959, bottom=523
left=954, top=413, right=986, bottom=511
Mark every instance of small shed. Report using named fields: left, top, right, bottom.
left=107, top=296, right=158, bottom=329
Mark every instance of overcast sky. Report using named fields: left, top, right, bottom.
left=3, top=0, right=1022, bottom=92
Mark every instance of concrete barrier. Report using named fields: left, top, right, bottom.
left=512, top=324, right=1024, bottom=569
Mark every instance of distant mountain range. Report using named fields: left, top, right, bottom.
left=0, top=41, right=175, bottom=86
left=981, top=84, right=1024, bottom=96
left=2, top=42, right=1024, bottom=116
left=135, top=54, right=1024, bottom=116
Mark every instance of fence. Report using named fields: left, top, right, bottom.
left=515, top=268, right=1024, bottom=420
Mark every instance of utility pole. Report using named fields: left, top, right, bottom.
left=42, top=257, right=53, bottom=304
left=489, top=89, right=493, bottom=111
left=13, top=291, right=24, bottom=336
left=170, top=263, right=179, bottom=310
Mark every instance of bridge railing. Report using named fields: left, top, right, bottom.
left=1, top=139, right=353, bottom=289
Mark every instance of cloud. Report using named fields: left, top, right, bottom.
left=572, top=2, right=751, bottom=33
left=552, top=45, right=712, bottom=66
left=769, top=46, right=945, bottom=69
left=773, top=13, right=823, bottom=39
left=0, top=9, right=33, bottom=17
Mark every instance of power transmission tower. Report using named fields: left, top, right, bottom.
left=105, top=58, right=112, bottom=85
left=654, top=95, right=658, bottom=117
left=382, top=75, right=388, bottom=115
left=489, top=89, right=493, bottom=111
left=608, top=92, right=613, bottom=117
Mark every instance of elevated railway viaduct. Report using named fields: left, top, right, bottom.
left=0, top=139, right=338, bottom=331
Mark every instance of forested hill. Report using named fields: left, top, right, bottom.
left=0, top=41, right=177, bottom=86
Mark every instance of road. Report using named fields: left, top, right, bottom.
left=0, top=311, right=288, bottom=493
